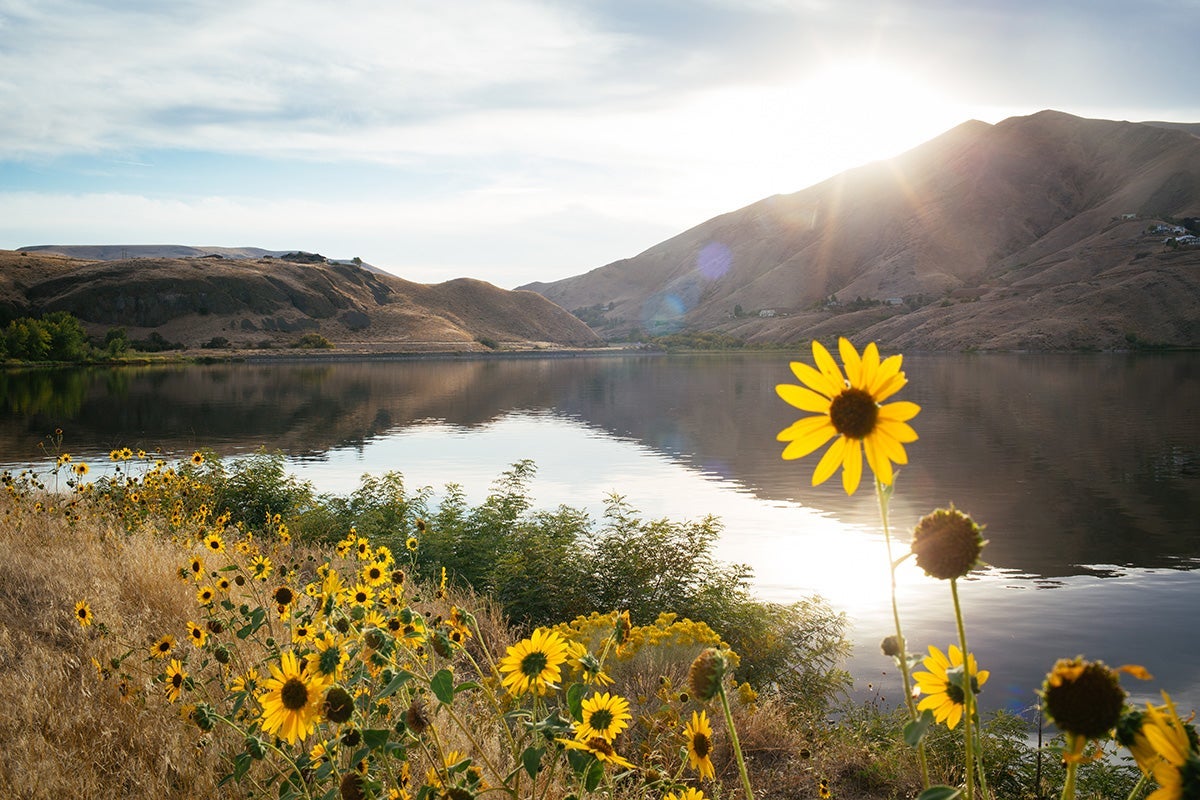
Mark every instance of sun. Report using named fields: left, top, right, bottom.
left=789, top=57, right=961, bottom=162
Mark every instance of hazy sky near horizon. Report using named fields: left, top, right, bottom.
left=2, top=1, right=1198, bottom=288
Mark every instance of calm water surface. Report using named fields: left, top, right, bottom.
left=2, top=352, right=1197, bottom=716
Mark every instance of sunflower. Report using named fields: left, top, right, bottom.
left=361, top=561, right=388, bottom=586
left=202, top=532, right=225, bottom=554
left=191, top=451, right=205, bottom=466
left=186, top=621, right=207, bottom=648
left=405, top=536, right=419, bottom=552
left=685, top=710, right=716, bottom=781
left=74, top=599, right=94, bottom=628
left=229, top=668, right=260, bottom=694
left=665, top=790, right=707, bottom=800
left=576, top=692, right=632, bottom=743
left=310, top=631, right=350, bottom=682
left=347, top=583, right=375, bottom=608
left=73, top=462, right=89, bottom=476
left=776, top=338, right=919, bottom=495
left=259, top=649, right=329, bottom=744
left=250, top=554, right=273, bottom=581
left=196, top=585, right=216, bottom=605
left=499, top=627, right=571, bottom=696
left=1142, top=692, right=1200, bottom=800
left=558, top=736, right=635, bottom=769
left=187, top=555, right=205, bottom=580
left=165, top=659, right=187, bottom=703
left=150, top=634, right=176, bottom=659
left=913, top=644, right=989, bottom=730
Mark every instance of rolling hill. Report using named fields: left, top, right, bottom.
left=522, top=110, right=1200, bottom=350
left=0, top=249, right=601, bottom=352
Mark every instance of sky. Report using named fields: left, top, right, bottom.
left=1, top=1, right=1198, bottom=289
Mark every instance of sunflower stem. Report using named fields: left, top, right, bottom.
left=718, top=682, right=755, bottom=800
left=1061, top=755, right=1078, bottom=800
left=951, top=578, right=975, bottom=800
left=1122, top=770, right=1150, bottom=800
left=876, top=477, right=930, bottom=789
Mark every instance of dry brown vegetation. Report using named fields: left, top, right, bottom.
left=0, top=249, right=601, bottom=353
left=0, top=485, right=887, bottom=800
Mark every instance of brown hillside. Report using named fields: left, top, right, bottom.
left=523, top=110, right=1200, bottom=350
left=0, top=250, right=600, bottom=351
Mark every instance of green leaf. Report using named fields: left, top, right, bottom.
left=522, top=746, right=544, bottom=779
left=582, top=757, right=604, bottom=793
left=904, top=709, right=936, bottom=746
left=379, top=669, right=414, bottom=699
left=430, top=668, right=454, bottom=704
left=916, top=787, right=962, bottom=800
left=363, top=728, right=390, bottom=750
left=454, top=680, right=483, bottom=696
left=566, top=682, right=586, bottom=722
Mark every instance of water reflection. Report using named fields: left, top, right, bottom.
left=1, top=353, right=1197, bottom=582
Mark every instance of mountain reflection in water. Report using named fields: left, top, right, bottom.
left=2, top=352, right=1197, bottom=713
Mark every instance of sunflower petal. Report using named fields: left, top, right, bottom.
left=838, top=338, right=862, bottom=386
left=781, top=424, right=837, bottom=460
left=864, top=435, right=894, bottom=486
left=860, top=342, right=881, bottom=391
left=812, top=436, right=846, bottom=486
left=777, top=414, right=833, bottom=442
left=811, top=340, right=846, bottom=391
left=789, top=360, right=840, bottom=398
left=841, top=438, right=863, bottom=495
left=879, top=401, right=921, bottom=422
left=877, top=419, right=919, bottom=443
left=870, top=354, right=905, bottom=398
left=776, top=384, right=833, bottom=414
left=873, top=430, right=910, bottom=465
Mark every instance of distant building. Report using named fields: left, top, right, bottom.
left=1121, top=213, right=1137, bottom=220
left=884, top=297, right=904, bottom=305
left=759, top=309, right=776, bottom=317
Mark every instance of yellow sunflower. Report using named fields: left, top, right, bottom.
left=665, top=790, right=707, bottom=800
left=202, top=532, right=225, bottom=554
left=165, top=659, right=187, bottom=703
left=250, top=554, right=273, bottom=581
left=913, top=644, right=988, bottom=730
left=685, top=710, right=716, bottom=781
left=150, top=634, right=176, bottom=659
left=74, top=599, right=94, bottom=628
left=190, top=451, right=205, bottom=466
left=498, top=627, right=570, bottom=696
left=186, top=621, right=207, bottom=648
left=557, top=736, right=635, bottom=770
left=776, top=338, right=919, bottom=494
left=1142, top=692, right=1200, bottom=800
left=576, top=692, right=632, bottom=743
left=259, top=649, right=329, bottom=744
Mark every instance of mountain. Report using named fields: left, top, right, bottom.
left=16, top=244, right=393, bottom=275
left=522, top=110, right=1200, bottom=350
left=0, top=249, right=600, bottom=351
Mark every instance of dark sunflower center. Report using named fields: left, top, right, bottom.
left=369, top=568, right=382, bottom=580
left=945, top=682, right=965, bottom=705
left=589, top=709, right=614, bottom=731
left=281, top=677, right=309, bottom=710
left=355, top=592, right=368, bottom=603
left=829, top=388, right=879, bottom=439
left=274, top=587, right=294, bottom=605
left=693, top=732, right=711, bottom=759
left=77, top=607, right=88, bottom=619
left=171, top=672, right=184, bottom=689
left=520, top=651, right=549, bottom=678
left=157, top=641, right=170, bottom=653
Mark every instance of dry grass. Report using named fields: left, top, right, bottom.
left=0, top=485, right=906, bottom=800
left=0, top=503, right=237, bottom=798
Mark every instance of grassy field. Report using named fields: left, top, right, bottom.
left=0, top=451, right=1154, bottom=800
